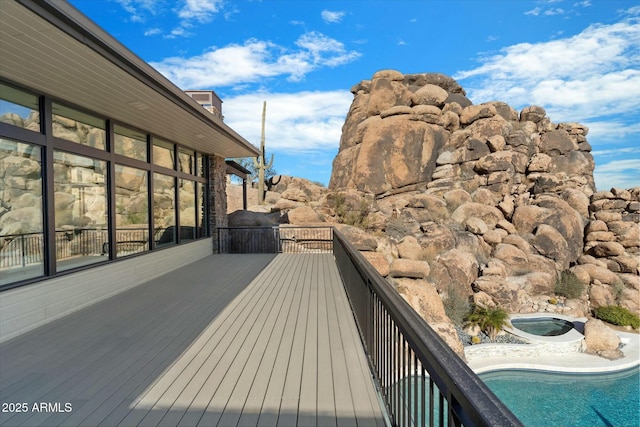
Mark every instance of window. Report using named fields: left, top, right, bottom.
left=0, top=139, right=44, bottom=285
left=0, top=80, right=212, bottom=288
left=53, top=151, right=108, bottom=271
left=114, top=125, right=147, bottom=162
left=115, top=165, right=149, bottom=257
left=153, top=139, right=174, bottom=170
left=0, top=83, right=40, bottom=132
left=52, top=103, right=106, bottom=150
left=179, top=179, right=195, bottom=241
left=197, top=154, right=206, bottom=177
left=153, top=173, right=175, bottom=247
left=197, top=182, right=208, bottom=237
left=178, top=148, right=194, bottom=174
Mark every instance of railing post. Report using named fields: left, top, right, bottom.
left=21, top=234, right=26, bottom=268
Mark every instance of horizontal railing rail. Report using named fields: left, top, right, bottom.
left=0, top=228, right=154, bottom=269
left=333, top=229, right=523, bottom=427
left=217, top=226, right=333, bottom=254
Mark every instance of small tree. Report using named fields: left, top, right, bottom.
left=465, top=306, right=511, bottom=340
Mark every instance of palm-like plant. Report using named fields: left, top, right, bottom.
left=465, top=306, right=511, bottom=340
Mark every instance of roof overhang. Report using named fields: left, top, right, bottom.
left=0, top=0, right=259, bottom=158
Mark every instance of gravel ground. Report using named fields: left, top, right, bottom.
left=455, top=326, right=529, bottom=347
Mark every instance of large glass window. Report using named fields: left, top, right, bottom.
left=0, top=84, right=40, bottom=132
left=0, top=139, right=44, bottom=285
left=178, top=149, right=194, bottom=174
left=52, top=103, right=106, bottom=150
left=53, top=151, right=108, bottom=271
left=153, top=173, right=175, bottom=247
left=114, top=125, right=147, bottom=162
left=197, top=154, right=206, bottom=178
left=115, top=165, right=149, bottom=257
left=197, top=182, right=207, bottom=237
left=179, top=179, right=196, bottom=241
left=153, top=139, right=174, bottom=170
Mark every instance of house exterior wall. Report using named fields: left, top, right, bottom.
left=0, top=239, right=212, bottom=343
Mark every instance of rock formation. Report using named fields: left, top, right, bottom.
left=255, top=70, right=638, bottom=353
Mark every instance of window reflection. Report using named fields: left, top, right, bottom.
left=153, top=173, right=175, bottom=247
left=178, top=149, right=194, bottom=174
left=53, top=151, right=108, bottom=271
left=197, top=182, right=208, bottom=237
left=179, top=179, right=195, bottom=241
left=153, top=139, right=174, bottom=170
left=115, top=165, right=149, bottom=257
left=52, top=103, right=106, bottom=150
left=0, top=83, right=40, bottom=132
left=0, top=139, right=44, bottom=285
left=114, top=125, right=147, bottom=162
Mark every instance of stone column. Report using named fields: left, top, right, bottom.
left=209, top=155, right=228, bottom=253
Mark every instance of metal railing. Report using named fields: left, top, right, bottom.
left=0, top=232, right=44, bottom=268
left=217, top=226, right=333, bottom=253
left=333, top=229, right=523, bottom=427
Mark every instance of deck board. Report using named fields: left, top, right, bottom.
left=0, top=253, right=387, bottom=427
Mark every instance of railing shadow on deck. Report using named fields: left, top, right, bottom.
left=217, top=226, right=524, bottom=427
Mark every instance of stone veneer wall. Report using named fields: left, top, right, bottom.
left=209, top=155, right=228, bottom=253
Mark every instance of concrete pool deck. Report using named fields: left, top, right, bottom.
left=467, top=313, right=640, bottom=374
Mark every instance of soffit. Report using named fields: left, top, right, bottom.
left=0, top=0, right=259, bottom=158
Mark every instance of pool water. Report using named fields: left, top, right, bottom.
left=480, top=368, right=640, bottom=427
left=511, top=317, right=574, bottom=336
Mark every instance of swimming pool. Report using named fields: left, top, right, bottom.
left=511, top=317, right=574, bottom=336
left=479, top=367, right=640, bottom=427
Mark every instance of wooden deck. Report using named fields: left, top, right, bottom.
left=0, top=254, right=387, bottom=427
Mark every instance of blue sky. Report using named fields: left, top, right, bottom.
left=69, top=0, right=639, bottom=190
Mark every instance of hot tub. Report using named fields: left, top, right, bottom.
left=510, top=317, right=574, bottom=336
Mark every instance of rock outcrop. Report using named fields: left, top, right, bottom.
left=226, top=70, right=639, bottom=352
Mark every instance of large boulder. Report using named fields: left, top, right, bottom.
left=584, top=318, right=622, bottom=359
left=348, top=118, right=448, bottom=195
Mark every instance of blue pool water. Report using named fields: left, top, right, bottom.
left=479, top=368, right=640, bottom=427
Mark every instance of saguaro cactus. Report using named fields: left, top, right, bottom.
left=253, top=101, right=273, bottom=204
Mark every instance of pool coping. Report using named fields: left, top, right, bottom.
left=467, top=313, right=640, bottom=375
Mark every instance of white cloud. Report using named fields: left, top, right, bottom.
left=454, top=16, right=640, bottom=122
left=321, top=10, right=346, bottom=24
left=593, top=159, right=640, bottom=190
left=177, top=0, right=222, bottom=22
left=144, top=28, right=161, bottom=36
left=223, top=91, right=353, bottom=153
left=525, top=7, right=542, bottom=16
left=151, top=32, right=360, bottom=88
left=116, top=0, right=222, bottom=37
left=584, top=121, right=640, bottom=142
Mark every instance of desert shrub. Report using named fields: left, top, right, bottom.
left=443, top=284, right=471, bottom=326
left=554, top=270, right=585, bottom=299
left=465, top=306, right=511, bottom=340
left=594, top=306, right=640, bottom=329
left=471, top=335, right=482, bottom=344
left=548, top=297, right=558, bottom=305
left=334, top=194, right=369, bottom=229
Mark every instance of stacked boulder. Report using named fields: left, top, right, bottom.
left=575, top=188, right=640, bottom=314
left=320, top=70, right=639, bottom=347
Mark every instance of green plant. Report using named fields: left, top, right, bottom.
left=442, top=284, right=471, bottom=326
left=471, top=335, right=482, bottom=345
left=465, top=306, right=511, bottom=340
left=594, top=306, right=640, bottom=329
left=334, top=195, right=370, bottom=229
left=612, top=282, right=625, bottom=304
left=554, top=270, right=585, bottom=299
